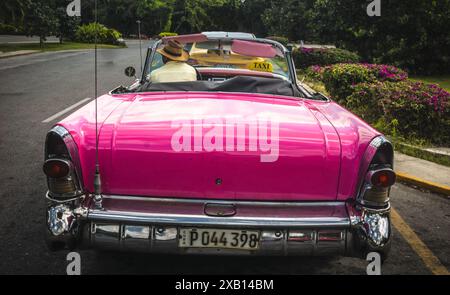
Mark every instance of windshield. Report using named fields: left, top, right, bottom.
left=145, top=38, right=290, bottom=81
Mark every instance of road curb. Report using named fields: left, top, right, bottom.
left=396, top=171, right=450, bottom=196
left=0, top=50, right=39, bottom=59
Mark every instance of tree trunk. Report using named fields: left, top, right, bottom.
left=40, top=36, right=43, bottom=48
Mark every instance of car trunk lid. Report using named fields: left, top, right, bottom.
left=98, top=93, right=341, bottom=201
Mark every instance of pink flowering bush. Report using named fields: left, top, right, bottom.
left=305, top=65, right=327, bottom=81
left=322, top=63, right=376, bottom=101
left=300, top=47, right=314, bottom=54
left=311, top=63, right=447, bottom=143
left=320, top=63, right=408, bottom=101
left=346, top=81, right=450, bottom=144
left=363, top=64, right=408, bottom=82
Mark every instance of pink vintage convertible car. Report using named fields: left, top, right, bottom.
left=44, top=32, right=395, bottom=259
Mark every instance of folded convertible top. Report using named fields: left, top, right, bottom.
left=137, top=76, right=299, bottom=97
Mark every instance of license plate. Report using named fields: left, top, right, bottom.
left=178, top=228, right=260, bottom=250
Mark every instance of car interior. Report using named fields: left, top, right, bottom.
left=136, top=75, right=301, bottom=97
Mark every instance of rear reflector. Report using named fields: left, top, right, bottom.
left=318, top=231, right=343, bottom=242
left=43, top=159, right=70, bottom=178
left=368, top=169, right=396, bottom=187
left=288, top=231, right=314, bottom=242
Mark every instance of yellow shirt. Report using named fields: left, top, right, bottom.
left=150, top=61, right=197, bottom=83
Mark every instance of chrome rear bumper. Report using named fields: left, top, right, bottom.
left=46, top=194, right=391, bottom=258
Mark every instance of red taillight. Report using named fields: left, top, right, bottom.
left=370, top=169, right=396, bottom=187
left=43, top=160, right=70, bottom=178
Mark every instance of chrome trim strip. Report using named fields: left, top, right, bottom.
left=86, top=196, right=350, bottom=228
left=100, top=194, right=345, bottom=207
left=87, top=210, right=350, bottom=228
left=111, top=89, right=303, bottom=102
left=45, top=191, right=83, bottom=203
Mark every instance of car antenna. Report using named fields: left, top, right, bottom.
left=137, top=20, right=143, bottom=74
left=93, top=0, right=103, bottom=210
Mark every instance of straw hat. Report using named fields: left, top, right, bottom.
left=157, top=40, right=189, bottom=62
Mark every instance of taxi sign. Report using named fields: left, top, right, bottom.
left=247, top=61, right=273, bottom=72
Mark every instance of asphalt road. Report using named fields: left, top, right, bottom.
left=0, top=41, right=448, bottom=275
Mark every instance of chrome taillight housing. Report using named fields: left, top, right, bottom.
left=359, top=168, right=396, bottom=206
left=357, top=136, right=395, bottom=208
left=44, top=126, right=83, bottom=200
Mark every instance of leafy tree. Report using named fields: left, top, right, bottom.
left=55, top=0, right=80, bottom=43
left=309, top=0, right=450, bottom=74
left=202, top=0, right=241, bottom=32
left=6, top=0, right=447, bottom=74
left=262, top=0, right=317, bottom=41
left=135, top=0, right=176, bottom=35
left=172, top=0, right=212, bottom=33
left=0, top=0, right=30, bottom=26
left=99, top=0, right=140, bottom=36
left=236, top=0, right=267, bottom=36
left=23, top=0, right=58, bottom=47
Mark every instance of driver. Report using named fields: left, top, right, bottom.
left=150, top=40, right=197, bottom=83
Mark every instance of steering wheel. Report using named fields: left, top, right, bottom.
left=194, top=67, right=203, bottom=81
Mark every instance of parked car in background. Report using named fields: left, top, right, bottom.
left=116, top=38, right=126, bottom=46
left=44, top=32, right=395, bottom=260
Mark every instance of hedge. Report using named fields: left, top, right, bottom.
left=75, top=23, right=122, bottom=45
left=306, top=63, right=449, bottom=144
left=292, top=47, right=360, bottom=69
left=347, top=81, right=450, bottom=145
left=320, top=63, right=408, bottom=101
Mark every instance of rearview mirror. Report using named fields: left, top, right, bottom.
left=124, top=66, right=136, bottom=77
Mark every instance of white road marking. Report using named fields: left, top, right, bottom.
left=42, top=97, right=92, bottom=123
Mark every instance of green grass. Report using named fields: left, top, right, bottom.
left=410, top=75, right=450, bottom=92
left=391, top=140, right=450, bottom=167
left=0, top=42, right=125, bottom=53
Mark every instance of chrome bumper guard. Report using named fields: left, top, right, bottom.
left=46, top=194, right=391, bottom=257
